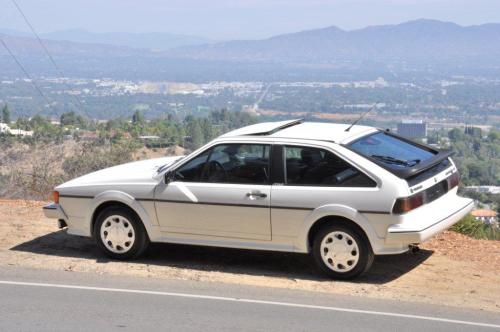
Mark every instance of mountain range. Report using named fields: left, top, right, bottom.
left=165, top=19, right=500, bottom=63
left=1, top=19, right=500, bottom=79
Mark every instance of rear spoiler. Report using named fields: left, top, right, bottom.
left=383, top=150, right=454, bottom=179
left=344, top=130, right=455, bottom=180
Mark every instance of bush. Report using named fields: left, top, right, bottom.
left=451, top=214, right=500, bottom=240
left=62, top=141, right=137, bottom=180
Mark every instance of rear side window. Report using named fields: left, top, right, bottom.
left=284, top=146, right=375, bottom=187
left=349, top=132, right=435, bottom=169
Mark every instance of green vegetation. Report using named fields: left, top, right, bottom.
left=433, top=127, right=500, bottom=186
left=1, top=104, right=11, bottom=124
left=451, top=214, right=499, bottom=241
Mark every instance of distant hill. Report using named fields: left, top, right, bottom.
left=0, top=32, right=142, bottom=57
left=40, top=29, right=213, bottom=51
left=166, top=19, right=500, bottom=64
left=0, top=28, right=212, bottom=51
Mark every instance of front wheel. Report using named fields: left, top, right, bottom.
left=312, top=224, right=374, bottom=280
left=93, top=206, right=149, bottom=260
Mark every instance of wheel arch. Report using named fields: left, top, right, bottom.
left=295, top=205, right=381, bottom=253
left=87, top=191, right=160, bottom=241
left=307, top=215, right=372, bottom=252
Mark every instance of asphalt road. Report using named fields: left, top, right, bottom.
left=0, top=267, right=499, bottom=331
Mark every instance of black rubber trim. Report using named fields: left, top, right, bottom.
left=43, top=205, right=57, bottom=210
left=140, top=198, right=269, bottom=209
left=272, top=206, right=313, bottom=211
left=388, top=200, right=474, bottom=234
left=59, top=194, right=94, bottom=199
left=358, top=210, right=391, bottom=215
left=138, top=198, right=314, bottom=211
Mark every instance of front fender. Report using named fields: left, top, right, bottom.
left=86, top=191, right=160, bottom=240
left=294, top=204, right=382, bottom=253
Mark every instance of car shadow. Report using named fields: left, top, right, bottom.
left=10, top=230, right=433, bottom=284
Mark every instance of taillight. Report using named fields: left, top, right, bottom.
left=392, top=193, right=425, bottom=214
left=447, top=172, right=459, bottom=190
left=52, top=191, right=59, bottom=204
left=393, top=171, right=459, bottom=214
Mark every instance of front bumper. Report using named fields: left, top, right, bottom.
left=43, top=203, right=68, bottom=224
left=385, top=195, right=474, bottom=245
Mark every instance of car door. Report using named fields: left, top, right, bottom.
left=154, top=143, right=272, bottom=241
left=270, top=144, right=378, bottom=240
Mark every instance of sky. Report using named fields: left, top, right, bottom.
left=1, top=0, right=500, bottom=40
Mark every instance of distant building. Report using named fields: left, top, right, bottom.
left=0, top=123, right=10, bottom=134
left=139, top=135, right=160, bottom=140
left=464, top=186, right=500, bottom=195
left=0, top=123, right=33, bottom=137
left=471, top=209, right=498, bottom=226
left=397, top=120, right=427, bottom=138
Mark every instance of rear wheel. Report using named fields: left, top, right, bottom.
left=93, top=206, right=149, bottom=260
left=312, top=223, right=374, bottom=279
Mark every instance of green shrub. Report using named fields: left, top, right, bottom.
left=451, top=214, right=500, bottom=240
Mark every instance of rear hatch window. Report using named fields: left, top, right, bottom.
left=347, top=131, right=453, bottom=182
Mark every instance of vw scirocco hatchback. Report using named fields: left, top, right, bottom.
left=44, top=120, right=473, bottom=279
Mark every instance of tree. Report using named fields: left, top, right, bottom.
left=1, top=104, right=11, bottom=124
left=132, top=111, right=144, bottom=124
left=60, top=111, right=88, bottom=128
left=487, top=130, right=500, bottom=142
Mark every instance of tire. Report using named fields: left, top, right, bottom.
left=93, top=206, right=149, bottom=260
left=312, top=223, right=374, bottom=280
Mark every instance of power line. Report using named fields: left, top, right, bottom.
left=10, top=0, right=92, bottom=119
left=0, top=38, right=53, bottom=117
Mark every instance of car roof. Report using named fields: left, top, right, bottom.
left=221, top=120, right=377, bottom=144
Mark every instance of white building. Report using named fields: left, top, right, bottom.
left=0, top=123, right=10, bottom=134
left=0, top=123, right=34, bottom=137
left=464, top=186, right=500, bottom=195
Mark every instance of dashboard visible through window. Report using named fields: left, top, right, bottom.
left=174, top=144, right=270, bottom=184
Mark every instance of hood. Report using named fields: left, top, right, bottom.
left=57, top=156, right=183, bottom=189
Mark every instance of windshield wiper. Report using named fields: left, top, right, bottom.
left=371, top=155, right=420, bottom=167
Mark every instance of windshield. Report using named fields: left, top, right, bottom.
left=348, top=132, right=436, bottom=168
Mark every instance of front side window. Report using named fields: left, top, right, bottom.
left=175, top=143, right=270, bottom=184
left=205, top=144, right=270, bottom=184
left=284, top=146, right=375, bottom=187
left=348, top=132, right=435, bottom=169
left=175, top=150, right=210, bottom=182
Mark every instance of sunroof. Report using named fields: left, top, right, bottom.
left=247, top=119, right=303, bottom=136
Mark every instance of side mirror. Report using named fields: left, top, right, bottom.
left=164, top=170, right=174, bottom=184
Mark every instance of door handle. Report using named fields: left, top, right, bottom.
left=246, top=192, right=267, bottom=198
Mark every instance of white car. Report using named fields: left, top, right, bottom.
left=44, top=120, right=473, bottom=279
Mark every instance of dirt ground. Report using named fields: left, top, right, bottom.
left=0, top=199, right=499, bottom=312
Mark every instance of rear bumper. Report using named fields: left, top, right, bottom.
left=385, top=195, right=474, bottom=245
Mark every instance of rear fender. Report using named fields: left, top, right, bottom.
left=295, top=204, right=382, bottom=253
